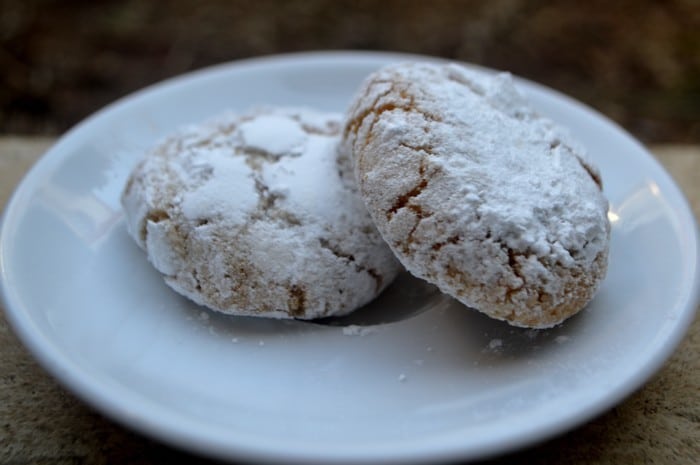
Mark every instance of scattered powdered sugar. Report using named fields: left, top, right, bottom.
left=342, top=325, right=380, bottom=336
left=398, top=373, right=407, bottom=382
left=487, top=338, right=503, bottom=350
left=555, top=335, right=570, bottom=344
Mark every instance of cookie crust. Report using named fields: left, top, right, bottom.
left=343, top=63, right=610, bottom=328
left=122, top=107, right=400, bottom=319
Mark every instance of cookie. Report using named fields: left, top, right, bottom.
left=121, top=107, right=401, bottom=319
left=343, top=62, right=610, bottom=328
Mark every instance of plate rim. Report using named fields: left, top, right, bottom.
left=1, top=50, right=699, bottom=464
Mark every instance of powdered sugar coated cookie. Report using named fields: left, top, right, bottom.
left=343, top=62, right=610, bottom=328
left=122, top=107, right=401, bottom=319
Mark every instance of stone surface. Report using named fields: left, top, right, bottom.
left=0, top=138, right=698, bottom=464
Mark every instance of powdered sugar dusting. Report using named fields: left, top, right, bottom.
left=237, top=115, right=307, bottom=156
left=262, top=134, right=349, bottom=222
left=121, top=107, right=401, bottom=319
left=181, top=151, right=257, bottom=223
left=344, top=62, right=610, bottom=328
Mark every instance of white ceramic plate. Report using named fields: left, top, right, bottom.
left=2, top=52, right=699, bottom=464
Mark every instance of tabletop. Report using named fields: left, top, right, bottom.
left=0, top=137, right=698, bottom=464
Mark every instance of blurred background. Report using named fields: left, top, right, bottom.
left=1, top=0, right=699, bottom=143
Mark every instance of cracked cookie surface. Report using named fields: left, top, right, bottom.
left=343, top=62, right=610, bottom=328
left=121, top=107, right=400, bottom=319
